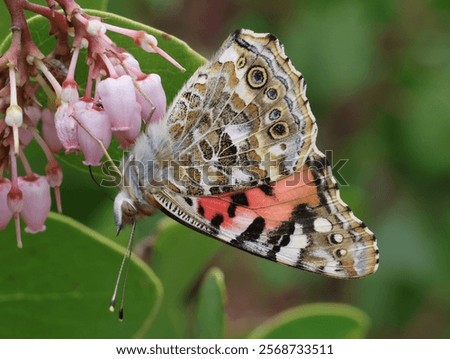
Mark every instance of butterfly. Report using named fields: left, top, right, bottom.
left=114, top=29, right=379, bottom=280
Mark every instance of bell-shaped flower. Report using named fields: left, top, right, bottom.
left=97, top=75, right=141, bottom=131
left=18, top=175, right=51, bottom=234
left=113, top=112, right=142, bottom=148
left=77, top=104, right=112, bottom=166
left=54, top=102, right=80, bottom=152
left=0, top=178, right=13, bottom=230
left=42, top=108, right=64, bottom=153
left=135, top=74, right=166, bottom=124
left=113, top=52, right=141, bottom=78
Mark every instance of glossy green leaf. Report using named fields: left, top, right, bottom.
left=0, top=212, right=162, bottom=338
left=195, top=267, right=227, bottom=339
left=146, top=218, right=221, bottom=338
left=249, top=303, right=370, bottom=339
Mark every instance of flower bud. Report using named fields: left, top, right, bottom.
left=5, top=105, right=23, bottom=127
left=136, top=32, right=158, bottom=53
left=86, top=19, right=107, bottom=36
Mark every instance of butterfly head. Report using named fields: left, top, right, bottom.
left=113, top=191, right=138, bottom=234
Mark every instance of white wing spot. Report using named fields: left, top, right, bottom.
left=331, top=233, right=344, bottom=243
left=313, top=217, right=332, bottom=233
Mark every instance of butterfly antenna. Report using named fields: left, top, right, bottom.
left=109, top=219, right=137, bottom=321
left=88, top=165, right=115, bottom=202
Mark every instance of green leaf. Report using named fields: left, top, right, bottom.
left=249, top=303, right=370, bottom=339
left=146, top=218, right=221, bottom=338
left=195, top=267, right=227, bottom=339
left=0, top=212, right=162, bottom=338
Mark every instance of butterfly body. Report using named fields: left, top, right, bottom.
left=114, top=29, right=379, bottom=279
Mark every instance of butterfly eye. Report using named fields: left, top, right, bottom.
left=247, top=66, right=267, bottom=89
left=237, top=55, right=246, bottom=69
left=329, top=233, right=344, bottom=244
left=265, top=87, right=278, bottom=100
left=335, top=248, right=348, bottom=258
left=269, top=121, right=289, bottom=139
left=269, top=108, right=281, bottom=121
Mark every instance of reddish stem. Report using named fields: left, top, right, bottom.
left=23, top=1, right=69, bottom=32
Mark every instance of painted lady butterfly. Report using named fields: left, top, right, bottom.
left=114, top=29, right=379, bottom=280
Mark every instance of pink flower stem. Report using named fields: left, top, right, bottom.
left=30, top=127, right=57, bottom=163
left=8, top=65, right=20, bottom=155
left=35, top=73, right=57, bottom=110
left=30, top=128, right=63, bottom=213
left=8, top=66, right=18, bottom=106
left=18, top=148, right=35, bottom=179
left=35, top=60, right=62, bottom=96
left=9, top=147, right=23, bottom=248
left=13, top=213, right=23, bottom=248
left=102, top=23, right=136, bottom=38
left=53, top=186, right=62, bottom=213
left=84, top=63, right=95, bottom=99
left=9, top=147, right=19, bottom=183
left=100, top=53, right=118, bottom=78
left=66, top=46, right=80, bottom=82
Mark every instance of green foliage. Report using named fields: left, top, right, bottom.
left=249, top=303, right=370, bottom=339
left=195, top=267, right=227, bottom=339
left=0, top=213, right=162, bottom=338
left=146, top=219, right=221, bottom=338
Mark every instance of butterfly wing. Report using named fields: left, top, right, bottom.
left=160, top=29, right=317, bottom=196
left=153, top=147, right=379, bottom=278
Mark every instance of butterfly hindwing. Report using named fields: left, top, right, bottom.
left=154, top=147, right=378, bottom=278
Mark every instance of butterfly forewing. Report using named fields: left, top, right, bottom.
left=161, top=29, right=317, bottom=197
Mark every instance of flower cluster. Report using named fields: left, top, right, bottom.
left=0, top=0, right=183, bottom=247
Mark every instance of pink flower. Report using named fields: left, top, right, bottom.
left=18, top=175, right=51, bottom=234
left=0, top=179, right=13, bottom=230
left=113, top=52, right=141, bottom=77
left=42, top=108, right=64, bottom=153
left=97, top=75, right=141, bottom=131
left=77, top=104, right=112, bottom=166
left=135, top=74, right=166, bottom=123
left=54, top=102, right=80, bottom=152
left=113, top=113, right=141, bottom=148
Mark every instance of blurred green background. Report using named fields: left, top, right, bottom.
left=1, top=0, right=449, bottom=338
